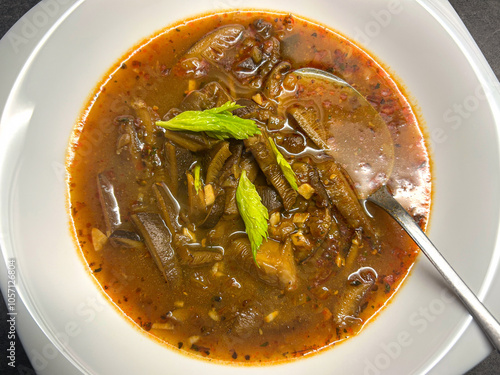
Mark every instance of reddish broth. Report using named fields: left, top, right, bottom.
left=67, top=11, right=431, bottom=363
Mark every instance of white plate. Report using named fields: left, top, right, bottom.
left=1, top=0, right=500, bottom=374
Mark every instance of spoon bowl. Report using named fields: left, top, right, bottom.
left=278, top=67, right=394, bottom=199
left=281, top=67, right=500, bottom=352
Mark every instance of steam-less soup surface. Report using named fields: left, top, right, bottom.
left=67, top=11, right=431, bottom=363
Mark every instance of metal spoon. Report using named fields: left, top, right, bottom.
left=280, top=67, right=500, bottom=351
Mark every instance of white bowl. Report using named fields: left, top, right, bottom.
left=1, top=0, right=500, bottom=374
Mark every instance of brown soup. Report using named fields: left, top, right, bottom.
left=67, top=11, right=431, bottom=363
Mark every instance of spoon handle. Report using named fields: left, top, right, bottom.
left=367, top=186, right=500, bottom=352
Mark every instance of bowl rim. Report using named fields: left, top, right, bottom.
left=1, top=0, right=500, bottom=374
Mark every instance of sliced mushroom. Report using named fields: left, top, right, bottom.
left=263, top=61, right=291, bottom=99
left=153, top=182, right=182, bottom=234
left=252, top=18, right=273, bottom=40
left=163, top=129, right=221, bottom=152
left=108, top=229, right=144, bottom=249
left=179, top=82, right=234, bottom=112
left=293, top=162, right=329, bottom=208
left=198, top=189, right=226, bottom=229
left=222, top=186, right=239, bottom=220
left=131, top=99, right=157, bottom=145
left=175, top=235, right=223, bottom=267
left=131, top=212, right=182, bottom=287
left=287, top=105, right=329, bottom=150
left=244, top=133, right=297, bottom=210
left=293, top=206, right=332, bottom=263
left=219, top=142, right=243, bottom=183
left=231, top=306, right=263, bottom=338
left=206, top=142, right=232, bottom=184
left=183, top=25, right=245, bottom=63
left=96, top=173, right=121, bottom=236
left=334, top=267, right=376, bottom=327
left=255, top=185, right=283, bottom=213
left=239, top=151, right=259, bottom=182
left=163, top=141, right=195, bottom=196
left=320, top=162, right=378, bottom=240
left=230, top=237, right=297, bottom=291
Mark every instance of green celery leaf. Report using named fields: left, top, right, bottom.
left=268, top=137, right=298, bottom=191
left=193, top=164, right=202, bottom=194
left=156, top=101, right=260, bottom=140
left=236, top=170, right=269, bottom=263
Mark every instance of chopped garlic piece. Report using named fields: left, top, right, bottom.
left=293, top=212, right=310, bottom=224
left=151, top=322, right=174, bottom=330
left=264, top=310, right=279, bottom=323
left=204, top=184, right=215, bottom=206
left=335, top=254, right=345, bottom=268
left=188, top=335, right=200, bottom=345
left=211, top=262, right=225, bottom=277
left=291, top=231, right=310, bottom=247
left=188, top=79, right=198, bottom=92
left=174, top=300, right=185, bottom=308
left=269, top=212, right=281, bottom=226
left=92, top=228, right=108, bottom=252
left=252, top=93, right=263, bottom=105
left=182, top=227, right=196, bottom=242
left=322, top=307, right=332, bottom=321
left=208, top=309, right=220, bottom=322
left=297, top=183, right=315, bottom=200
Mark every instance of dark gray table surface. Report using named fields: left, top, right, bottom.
left=0, top=0, right=499, bottom=374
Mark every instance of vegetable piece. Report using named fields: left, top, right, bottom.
left=163, top=142, right=195, bottom=196
left=334, top=267, right=376, bottom=327
left=183, top=25, right=245, bottom=62
left=293, top=162, right=329, bottom=207
left=223, top=186, right=239, bottom=219
left=175, top=235, right=223, bottom=267
left=218, top=141, right=243, bottom=183
left=108, top=229, right=144, bottom=249
left=287, top=105, right=329, bottom=150
left=320, top=162, right=378, bottom=240
left=193, top=164, right=202, bottom=194
left=239, top=152, right=259, bottom=182
left=163, top=129, right=221, bottom=152
left=151, top=322, right=174, bottom=330
left=345, top=229, right=363, bottom=270
left=116, top=116, right=143, bottom=160
left=96, top=173, right=121, bottom=235
left=268, top=137, right=298, bottom=190
left=204, top=184, right=216, bottom=206
left=152, top=182, right=182, bottom=234
left=263, top=61, right=291, bottom=99
left=186, top=172, right=207, bottom=223
left=236, top=170, right=269, bottom=261
left=131, top=212, right=182, bottom=287
left=230, top=237, right=297, bottom=290
left=156, top=101, right=261, bottom=140
left=295, top=206, right=332, bottom=263
left=231, top=307, right=263, bottom=338
left=256, top=238, right=297, bottom=291
left=131, top=99, right=156, bottom=145
left=91, top=228, right=107, bottom=252
left=179, top=82, right=234, bottom=112
left=198, top=190, right=226, bottom=229
left=206, top=141, right=232, bottom=184
left=264, top=310, right=279, bottom=323
left=297, top=183, right=315, bottom=200
left=244, top=134, right=297, bottom=210
left=255, top=186, right=283, bottom=213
